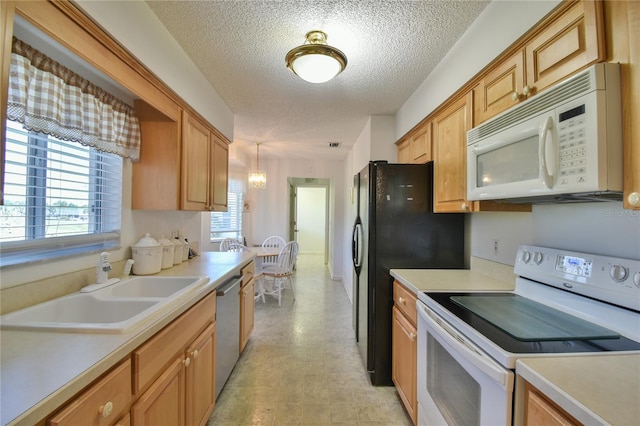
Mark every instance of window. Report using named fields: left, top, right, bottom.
left=1, top=120, right=122, bottom=266
left=210, top=181, right=243, bottom=241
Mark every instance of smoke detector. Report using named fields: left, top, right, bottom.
left=328, top=142, right=340, bottom=148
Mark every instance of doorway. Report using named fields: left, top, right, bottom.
left=287, top=178, right=330, bottom=263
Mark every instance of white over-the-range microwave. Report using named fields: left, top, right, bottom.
left=467, top=63, right=623, bottom=203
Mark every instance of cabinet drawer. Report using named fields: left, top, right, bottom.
left=393, top=281, right=417, bottom=326
left=48, top=359, right=132, bottom=426
left=241, top=260, right=255, bottom=285
left=133, top=290, right=216, bottom=394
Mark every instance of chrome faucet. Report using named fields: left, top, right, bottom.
left=96, top=252, right=112, bottom=284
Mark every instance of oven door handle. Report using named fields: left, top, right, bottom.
left=419, top=304, right=511, bottom=388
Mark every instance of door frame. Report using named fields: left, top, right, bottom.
left=287, top=177, right=330, bottom=264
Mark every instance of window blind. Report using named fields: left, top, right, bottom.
left=1, top=120, right=122, bottom=266
left=210, top=190, right=243, bottom=240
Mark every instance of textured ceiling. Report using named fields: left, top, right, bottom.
left=145, top=0, right=490, bottom=161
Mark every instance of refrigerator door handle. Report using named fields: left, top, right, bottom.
left=352, top=219, right=363, bottom=272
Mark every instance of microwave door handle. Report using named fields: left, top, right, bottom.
left=539, top=116, right=556, bottom=189
left=419, top=304, right=512, bottom=389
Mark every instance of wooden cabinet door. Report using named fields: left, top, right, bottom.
left=397, top=139, right=410, bottom=163
left=524, top=384, right=579, bottom=426
left=186, top=323, right=216, bottom=426
left=181, top=111, right=211, bottom=211
left=240, top=278, right=255, bottom=353
left=210, top=134, right=229, bottom=212
left=392, top=307, right=417, bottom=425
left=410, top=123, right=431, bottom=163
left=525, top=0, right=604, bottom=96
left=474, top=51, right=525, bottom=125
left=132, top=356, right=186, bottom=426
left=433, top=93, right=473, bottom=212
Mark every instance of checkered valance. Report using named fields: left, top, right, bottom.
left=7, top=37, right=141, bottom=161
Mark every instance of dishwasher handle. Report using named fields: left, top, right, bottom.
left=216, top=275, right=243, bottom=296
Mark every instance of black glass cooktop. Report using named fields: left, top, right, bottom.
left=424, top=292, right=640, bottom=354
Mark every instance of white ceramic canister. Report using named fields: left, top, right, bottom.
left=157, top=235, right=175, bottom=269
left=131, top=233, right=162, bottom=275
left=179, top=235, right=189, bottom=261
left=172, top=238, right=184, bottom=265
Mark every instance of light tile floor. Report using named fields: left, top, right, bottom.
left=208, top=254, right=413, bottom=425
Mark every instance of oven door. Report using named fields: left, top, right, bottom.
left=417, top=301, right=514, bottom=426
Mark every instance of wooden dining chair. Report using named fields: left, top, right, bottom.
left=258, top=241, right=299, bottom=306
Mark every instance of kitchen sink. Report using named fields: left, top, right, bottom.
left=106, top=276, right=208, bottom=298
left=0, top=275, right=209, bottom=333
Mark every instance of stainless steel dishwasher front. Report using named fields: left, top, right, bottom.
left=215, top=274, right=242, bottom=398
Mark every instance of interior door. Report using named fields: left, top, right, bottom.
left=288, top=182, right=296, bottom=242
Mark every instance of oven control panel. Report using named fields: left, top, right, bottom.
left=515, top=245, right=640, bottom=312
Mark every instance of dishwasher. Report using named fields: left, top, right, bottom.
left=215, top=274, right=243, bottom=399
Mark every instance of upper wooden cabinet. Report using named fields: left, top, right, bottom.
left=133, top=107, right=229, bottom=211
left=473, top=51, right=525, bottom=126
left=525, top=0, right=604, bottom=97
left=433, top=93, right=473, bottom=213
left=474, top=0, right=604, bottom=125
left=396, top=122, right=431, bottom=164
left=210, top=134, right=229, bottom=212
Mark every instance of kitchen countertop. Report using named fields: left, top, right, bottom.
left=390, top=268, right=515, bottom=295
left=517, top=355, right=640, bottom=425
left=0, top=251, right=254, bottom=426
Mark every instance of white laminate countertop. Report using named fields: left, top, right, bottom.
left=390, top=268, right=515, bottom=295
left=0, top=251, right=254, bottom=426
left=517, top=355, right=640, bottom=425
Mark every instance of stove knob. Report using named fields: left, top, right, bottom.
left=609, top=264, right=629, bottom=282
left=633, top=272, right=640, bottom=288
left=533, top=252, right=544, bottom=265
left=521, top=251, right=531, bottom=264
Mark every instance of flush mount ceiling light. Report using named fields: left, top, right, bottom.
left=285, top=30, right=347, bottom=84
left=248, top=142, right=267, bottom=189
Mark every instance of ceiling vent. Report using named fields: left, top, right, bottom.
left=328, top=142, right=340, bottom=148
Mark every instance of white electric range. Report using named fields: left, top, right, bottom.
left=416, top=245, right=640, bottom=426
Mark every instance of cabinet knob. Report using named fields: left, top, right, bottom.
left=522, top=85, right=531, bottom=96
left=511, top=91, right=520, bottom=101
left=398, top=296, right=405, bottom=305
left=628, top=192, right=640, bottom=206
left=193, top=349, right=199, bottom=359
left=100, top=401, right=113, bottom=418
left=409, top=332, right=416, bottom=341
left=184, top=356, right=191, bottom=367
left=461, top=202, right=468, bottom=211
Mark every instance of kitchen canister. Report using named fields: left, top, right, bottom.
left=157, top=235, right=175, bottom=269
left=131, top=233, right=162, bottom=275
left=172, top=238, right=184, bottom=265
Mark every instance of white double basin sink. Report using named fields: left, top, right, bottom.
left=0, top=276, right=209, bottom=333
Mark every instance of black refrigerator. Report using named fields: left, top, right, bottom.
left=351, top=161, right=465, bottom=385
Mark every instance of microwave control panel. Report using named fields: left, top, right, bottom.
left=556, top=104, right=587, bottom=186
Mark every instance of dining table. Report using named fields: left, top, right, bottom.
left=249, top=246, right=281, bottom=275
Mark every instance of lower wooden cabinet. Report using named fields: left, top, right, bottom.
left=523, top=382, right=580, bottom=426
left=131, top=322, right=216, bottom=426
left=392, top=281, right=418, bottom=425
left=240, top=277, right=255, bottom=353
left=240, top=260, right=255, bottom=353
left=48, top=359, right=132, bottom=426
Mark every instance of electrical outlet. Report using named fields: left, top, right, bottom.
left=492, top=239, right=500, bottom=257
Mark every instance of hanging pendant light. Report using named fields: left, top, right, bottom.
left=285, top=30, right=347, bottom=84
left=248, top=142, right=267, bottom=189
